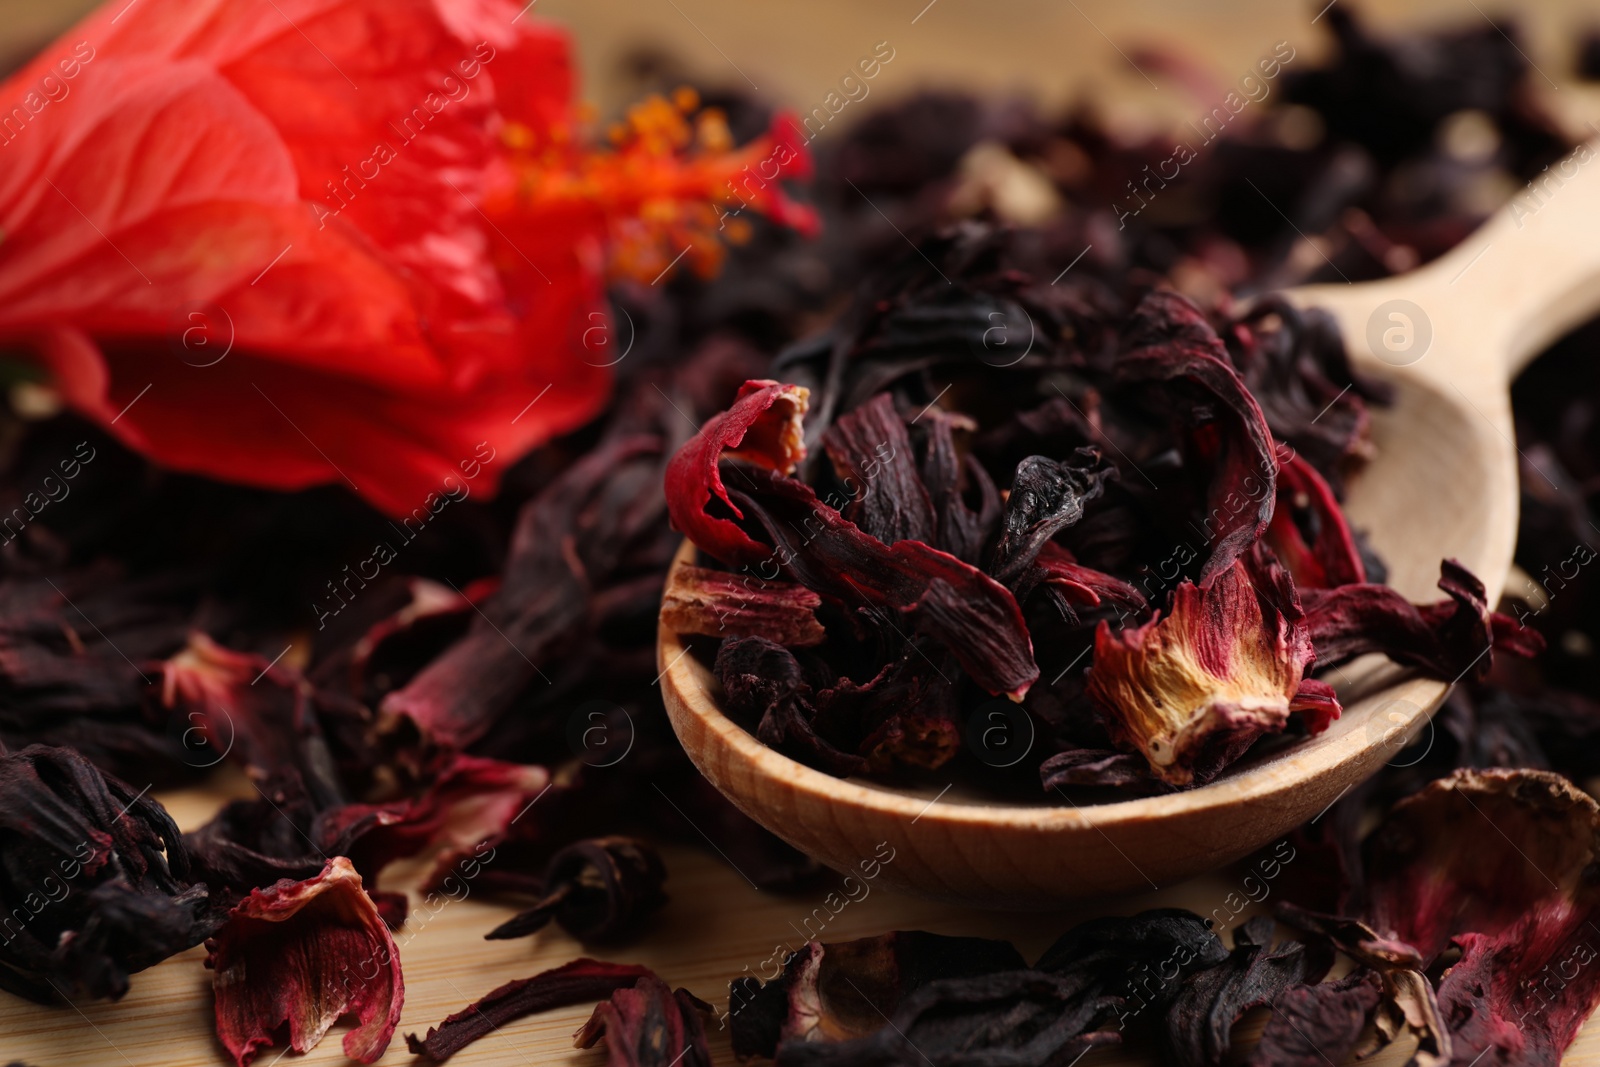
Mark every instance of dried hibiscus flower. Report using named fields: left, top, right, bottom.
left=1086, top=554, right=1327, bottom=786
left=730, top=911, right=1228, bottom=1066
left=0, top=743, right=209, bottom=1003
left=206, top=857, right=402, bottom=1066
left=576, top=976, right=713, bottom=1067
left=486, top=836, right=667, bottom=944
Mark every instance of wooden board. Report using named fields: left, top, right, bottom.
left=4, top=777, right=1600, bottom=1066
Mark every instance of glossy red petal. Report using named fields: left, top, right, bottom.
left=665, top=379, right=811, bottom=565
left=1265, top=450, right=1365, bottom=589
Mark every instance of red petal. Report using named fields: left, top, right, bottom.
left=665, top=379, right=810, bottom=565
left=1265, top=449, right=1365, bottom=589
left=207, top=857, right=403, bottom=1066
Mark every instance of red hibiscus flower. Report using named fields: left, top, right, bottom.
left=0, top=0, right=813, bottom=516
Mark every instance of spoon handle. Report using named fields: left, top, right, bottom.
left=1288, top=139, right=1600, bottom=391
left=1422, top=138, right=1600, bottom=377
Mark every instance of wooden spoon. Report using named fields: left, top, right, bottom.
left=658, top=141, right=1600, bottom=907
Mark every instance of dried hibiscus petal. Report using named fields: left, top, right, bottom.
left=821, top=392, right=935, bottom=546
left=159, top=633, right=333, bottom=796
left=206, top=857, right=402, bottom=1067
left=1361, top=769, right=1600, bottom=1067
left=1303, top=559, right=1543, bottom=679
left=720, top=465, right=1038, bottom=699
left=407, top=958, right=655, bottom=1062
left=668, top=380, right=1039, bottom=699
left=1272, top=902, right=1449, bottom=1064
left=1085, top=556, right=1326, bottom=785
left=1161, top=914, right=1333, bottom=1066
left=1264, top=450, right=1366, bottom=589
left=1244, top=969, right=1383, bottom=1067
left=987, top=450, right=1111, bottom=586
left=575, top=976, right=713, bottom=1067
left=1113, top=290, right=1280, bottom=583
left=661, top=563, right=825, bottom=647
left=665, top=379, right=812, bottom=566
left=486, top=836, right=666, bottom=944
left=716, top=635, right=868, bottom=776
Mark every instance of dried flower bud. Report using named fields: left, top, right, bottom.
left=486, top=836, right=667, bottom=944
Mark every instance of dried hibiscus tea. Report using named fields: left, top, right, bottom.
left=206, top=857, right=403, bottom=1067
left=1085, top=554, right=1326, bottom=786
left=1360, top=769, right=1600, bottom=1066
left=407, top=958, right=656, bottom=1062
left=485, top=836, right=667, bottom=944
left=575, top=976, right=713, bottom=1067
left=0, top=743, right=210, bottom=1003
left=657, top=213, right=1536, bottom=798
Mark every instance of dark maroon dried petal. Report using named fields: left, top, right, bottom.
left=575, top=976, right=713, bottom=1067
left=1361, top=770, right=1600, bottom=1067
left=1035, top=908, right=1230, bottom=997
left=715, top=636, right=868, bottom=776
left=1264, top=450, right=1366, bottom=589
left=486, top=836, right=666, bottom=944
left=1304, top=559, right=1544, bottom=680
left=1030, top=542, right=1147, bottom=618
left=821, top=392, right=935, bottom=546
left=0, top=744, right=208, bottom=1003
left=773, top=969, right=1121, bottom=1067
left=158, top=633, right=335, bottom=794
left=730, top=931, right=1026, bottom=1058
left=661, top=563, right=825, bottom=646
left=987, top=449, right=1110, bottom=586
left=920, top=408, right=1000, bottom=564
left=206, top=857, right=402, bottom=1066
left=406, top=958, right=656, bottom=1062
left=1114, top=290, right=1279, bottom=584
left=384, top=435, right=663, bottom=748
left=1161, top=915, right=1333, bottom=1066
left=1038, top=748, right=1171, bottom=794
left=723, top=465, right=1038, bottom=699
left=1244, top=970, right=1383, bottom=1067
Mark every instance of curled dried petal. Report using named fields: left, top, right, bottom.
left=1086, top=558, right=1319, bottom=785
left=665, top=379, right=811, bottom=566
left=575, top=976, right=713, bottom=1067
left=407, top=958, right=654, bottom=1062
left=206, top=857, right=402, bottom=1066
left=662, top=562, right=825, bottom=646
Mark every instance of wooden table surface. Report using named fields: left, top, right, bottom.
left=0, top=774, right=1595, bottom=1066
left=5, top=0, right=1600, bottom=1064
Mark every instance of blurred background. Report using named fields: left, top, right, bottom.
left=8, top=0, right=1600, bottom=110
left=5, top=0, right=1600, bottom=124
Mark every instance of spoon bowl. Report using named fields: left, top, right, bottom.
left=658, top=141, right=1600, bottom=906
